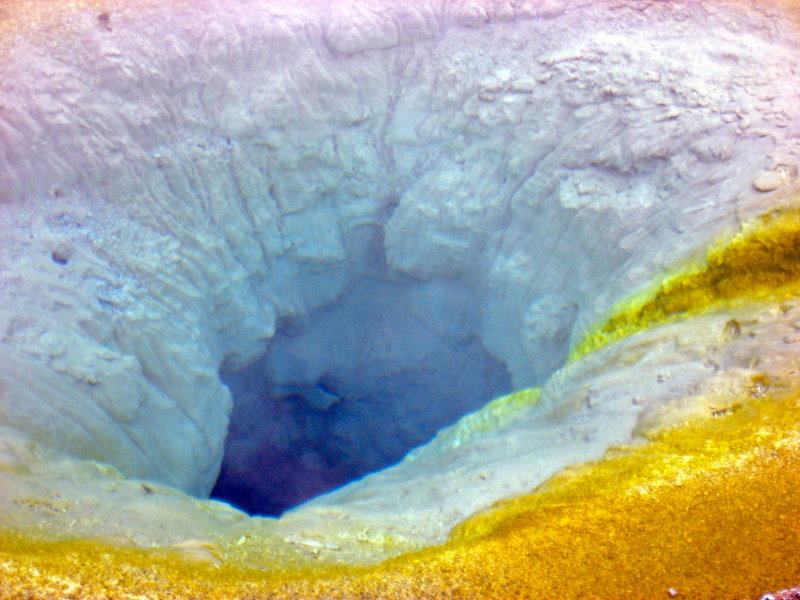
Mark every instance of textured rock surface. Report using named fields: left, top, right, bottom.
left=0, top=0, right=798, bottom=578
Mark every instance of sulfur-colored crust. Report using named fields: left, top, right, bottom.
left=572, top=191, right=800, bottom=360
left=4, top=211, right=800, bottom=599
left=1, top=371, right=799, bottom=598
left=4, top=204, right=800, bottom=598
left=1, top=1, right=800, bottom=598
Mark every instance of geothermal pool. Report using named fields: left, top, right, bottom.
left=0, top=0, right=800, bottom=598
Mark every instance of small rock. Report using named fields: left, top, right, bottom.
left=668, top=588, right=679, bottom=597
left=752, top=170, right=784, bottom=192
left=494, top=68, right=513, bottom=83
left=510, top=78, right=536, bottom=93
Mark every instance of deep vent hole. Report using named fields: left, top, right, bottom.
left=211, top=276, right=512, bottom=516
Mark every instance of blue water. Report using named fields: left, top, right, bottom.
left=212, top=276, right=512, bottom=516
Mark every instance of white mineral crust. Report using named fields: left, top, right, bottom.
left=0, top=0, right=798, bottom=564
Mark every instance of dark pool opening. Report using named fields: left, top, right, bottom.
left=211, top=276, right=512, bottom=516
